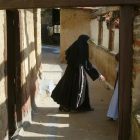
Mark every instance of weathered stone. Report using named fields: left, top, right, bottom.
left=134, top=67, right=140, bottom=73
left=134, top=50, right=140, bottom=56
left=134, top=24, right=140, bottom=30
left=131, top=114, right=140, bottom=140
left=134, top=15, right=140, bottom=24
left=133, top=58, right=140, bottom=64
left=131, top=14, right=140, bottom=140
left=133, top=30, right=140, bottom=41
left=135, top=40, right=140, bottom=47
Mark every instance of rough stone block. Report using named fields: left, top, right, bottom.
left=135, top=40, right=140, bottom=47
left=134, top=15, right=140, bottom=24
left=134, top=67, right=140, bottom=73
left=133, top=30, right=140, bottom=41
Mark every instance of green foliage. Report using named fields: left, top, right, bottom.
left=41, top=8, right=52, bottom=16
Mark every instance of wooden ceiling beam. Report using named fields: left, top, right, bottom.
left=0, top=0, right=140, bottom=9
left=91, top=6, right=120, bottom=19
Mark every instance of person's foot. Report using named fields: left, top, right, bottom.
left=59, top=106, right=71, bottom=112
left=85, top=107, right=94, bottom=111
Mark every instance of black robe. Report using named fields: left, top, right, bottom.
left=51, top=35, right=101, bottom=110
left=51, top=60, right=101, bottom=110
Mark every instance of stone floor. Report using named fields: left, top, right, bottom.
left=16, top=45, right=118, bottom=140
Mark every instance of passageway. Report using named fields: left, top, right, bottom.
left=17, top=45, right=118, bottom=140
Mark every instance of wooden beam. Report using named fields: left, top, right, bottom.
left=91, top=6, right=120, bottom=19
left=98, top=19, right=103, bottom=45
left=0, top=0, right=139, bottom=9
left=118, top=5, right=133, bottom=140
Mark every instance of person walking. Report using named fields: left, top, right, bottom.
left=51, top=35, right=105, bottom=111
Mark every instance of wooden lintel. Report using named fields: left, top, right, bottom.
left=91, top=6, right=120, bottom=19
left=0, top=0, right=139, bottom=10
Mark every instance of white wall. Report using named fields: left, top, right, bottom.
left=114, top=29, right=119, bottom=53
left=90, top=19, right=99, bottom=44
left=102, top=20, right=109, bottom=49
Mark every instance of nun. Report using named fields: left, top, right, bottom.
left=107, top=53, right=119, bottom=120
left=51, top=35, right=105, bottom=111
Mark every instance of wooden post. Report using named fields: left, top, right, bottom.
left=118, top=5, right=134, bottom=140
left=98, top=17, right=103, bottom=45
left=108, top=18, right=115, bottom=51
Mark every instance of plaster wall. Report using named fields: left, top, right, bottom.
left=0, top=10, right=8, bottom=140
left=114, top=29, right=119, bottom=53
left=102, top=20, right=109, bottom=49
left=90, top=19, right=99, bottom=44
left=60, top=8, right=92, bottom=62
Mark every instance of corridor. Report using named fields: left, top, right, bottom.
left=17, top=45, right=118, bottom=140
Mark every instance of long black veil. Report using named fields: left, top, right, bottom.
left=65, top=35, right=90, bottom=67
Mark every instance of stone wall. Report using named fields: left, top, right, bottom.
left=19, top=9, right=39, bottom=122
left=0, top=10, right=8, bottom=140
left=60, top=8, right=92, bottom=62
left=131, top=14, right=140, bottom=139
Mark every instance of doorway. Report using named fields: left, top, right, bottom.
left=6, top=10, right=22, bottom=138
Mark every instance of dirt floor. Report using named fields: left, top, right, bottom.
left=16, top=45, right=118, bottom=140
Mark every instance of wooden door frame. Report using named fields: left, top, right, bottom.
left=14, top=10, right=22, bottom=123
left=6, top=10, right=22, bottom=134
left=1, top=1, right=135, bottom=139
left=119, top=6, right=133, bottom=140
